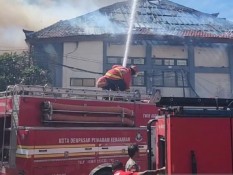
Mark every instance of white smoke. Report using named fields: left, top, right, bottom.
left=0, top=0, right=124, bottom=52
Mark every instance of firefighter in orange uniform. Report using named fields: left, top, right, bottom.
left=96, top=65, right=138, bottom=91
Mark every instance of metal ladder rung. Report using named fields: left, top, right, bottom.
left=53, top=109, right=126, bottom=115
left=42, top=120, right=133, bottom=126
left=6, top=85, right=140, bottom=100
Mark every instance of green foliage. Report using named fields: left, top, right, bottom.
left=0, top=52, right=50, bottom=91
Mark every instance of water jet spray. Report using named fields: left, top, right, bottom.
left=122, top=0, right=138, bottom=67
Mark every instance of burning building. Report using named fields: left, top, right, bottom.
left=23, top=0, right=233, bottom=98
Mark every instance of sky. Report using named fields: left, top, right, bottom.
left=0, top=0, right=233, bottom=52
left=172, top=0, right=233, bottom=21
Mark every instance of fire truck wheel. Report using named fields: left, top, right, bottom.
left=94, top=170, right=112, bottom=175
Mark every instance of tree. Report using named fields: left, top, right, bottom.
left=0, top=52, right=50, bottom=91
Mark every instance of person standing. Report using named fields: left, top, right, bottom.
left=125, top=144, right=140, bottom=172
left=96, top=65, right=138, bottom=91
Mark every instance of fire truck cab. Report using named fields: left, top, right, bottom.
left=0, top=85, right=159, bottom=175
left=148, top=97, right=233, bottom=174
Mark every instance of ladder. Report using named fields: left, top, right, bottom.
left=5, top=84, right=150, bottom=101
left=1, top=86, right=18, bottom=169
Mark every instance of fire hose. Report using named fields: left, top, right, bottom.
left=41, top=101, right=135, bottom=126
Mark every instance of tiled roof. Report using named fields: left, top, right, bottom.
left=25, top=0, right=233, bottom=40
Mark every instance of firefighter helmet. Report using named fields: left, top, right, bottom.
left=130, top=65, right=138, bottom=75
left=96, top=76, right=108, bottom=88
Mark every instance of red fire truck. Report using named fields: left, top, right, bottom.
left=1, top=84, right=233, bottom=175
left=148, top=97, right=233, bottom=174
left=0, top=85, right=159, bottom=175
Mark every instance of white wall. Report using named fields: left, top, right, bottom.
left=194, top=46, right=228, bottom=67
left=195, top=73, right=231, bottom=98
left=63, top=41, right=103, bottom=89
left=152, top=45, right=188, bottom=58
left=61, top=42, right=232, bottom=98
left=107, top=44, right=146, bottom=57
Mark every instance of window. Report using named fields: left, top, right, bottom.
left=133, top=71, right=145, bottom=86
left=177, top=60, right=188, bottom=66
left=70, top=78, right=95, bottom=87
left=153, top=58, right=188, bottom=66
left=107, top=57, right=145, bottom=65
left=107, top=57, right=122, bottom=64
left=164, top=59, right=175, bottom=66
left=120, top=57, right=145, bottom=65
left=121, top=58, right=132, bottom=64
left=152, top=71, right=163, bottom=86
left=153, top=59, right=163, bottom=65
left=152, top=71, right=188, bottom=87
left=164, top=71, right=176, bottom=86
left=132, top=57, right=145, bottom=65
left=177, top=72, right=188, bottom=87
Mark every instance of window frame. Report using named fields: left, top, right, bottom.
left=130, top=57, right=145, bottom=65
left=70, top=78, right=96, bottom=87
left=107, top=57, right=145, bottom=65
left=152, top=70, right=188, bottom=87
left=153, top=58, right=188, bottom=66
left=107, top=56, right=122, bottom=64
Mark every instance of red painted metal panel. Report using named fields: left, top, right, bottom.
left=134, top=104, right=158, bottom=126
left=0, top=97, right=12, bottom=116
left=34, top=165, right=77, bottom=175
left=16, top=128, right=148, bottom=174
left=19, top=97, right=157, bottom=126
left=2, top=96, right=157, bottom=174
left=18, top=96, right=157, bottom=127
left=231, top=118, right=233, bottom=171
left=168, top=117, right=232, bottom=174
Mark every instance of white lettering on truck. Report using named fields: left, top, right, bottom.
left=58, top=137, right=131, bottom=144
left=143, top=113, right=157, bottom=119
